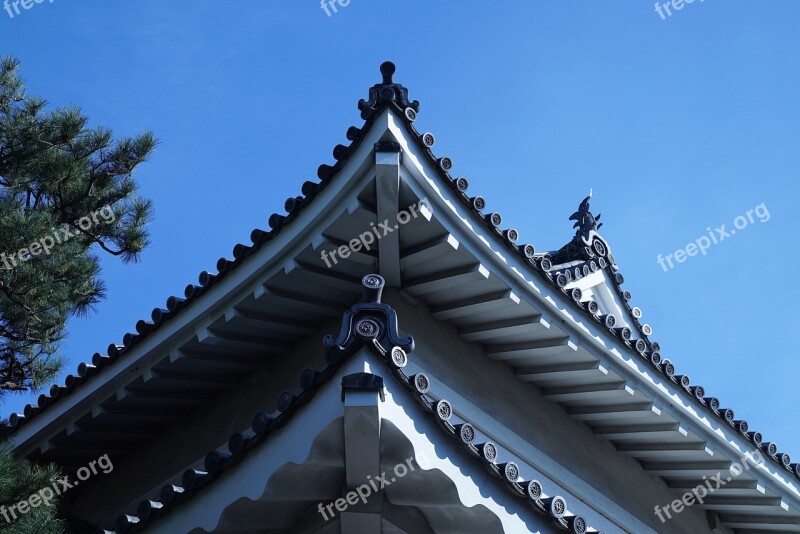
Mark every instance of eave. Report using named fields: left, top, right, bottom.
left=372, top=103, right=800, bottom=530
left=7, top=106, right=391, bottom=459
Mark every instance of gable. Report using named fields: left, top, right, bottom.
left=7, top=61, right=800, bottom=534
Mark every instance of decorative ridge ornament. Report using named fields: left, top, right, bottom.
left=324, top=274, right=415, bottom=362
left=569, top=189, right=603, bottom=240
left=358, top=61, right=420, bottom=121
left=549, top=191, right=611, bottom=265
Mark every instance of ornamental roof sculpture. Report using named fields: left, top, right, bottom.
left=549, top=193, right=610, bottom=267
left=570, top=191, right=603, bottom=240
left=358, top=61, right=420, bottom=121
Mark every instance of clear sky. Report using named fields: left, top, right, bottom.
left=1, top=2, right=798, bottom=452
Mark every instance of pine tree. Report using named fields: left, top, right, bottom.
left=0, top=57, right=157, bottom=532
left=0, top=429, right=62, bottom=533
left=0, top=56, right=156, bottom=391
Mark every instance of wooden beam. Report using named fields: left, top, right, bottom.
left=376, top=149, right=401, bottom=287
left=400, top=234, right=459, bottom=270
left=515, top=360, right=605, bottom=382
left=257, top=286, right=343, bottom=318
left=459, top=315, right=549, bottom=342
left=593, top=422, right=687, bottom=441
left=405, top=264, right=490, bottom=295
left=289, top=259, right=365, bottom=293
left=486, top=337, right=577, bottom=361
left=431, top=290, right=516, bottom=321
left=542, top=381, right=633, bottom=403
left=568, top=402, right=657, bottom=422
left=224, top=307, right=318, bottom=337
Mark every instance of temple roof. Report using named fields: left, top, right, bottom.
left=10, top=62, right=790, bottom=475
left=6, top=61, right=800, bottom=533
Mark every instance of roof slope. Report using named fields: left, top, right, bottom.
left=362, top=62, right=799, bottom=484
left=7, top=61, right=799, bottom=526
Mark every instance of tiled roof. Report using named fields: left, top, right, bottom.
left=107, top=352, right=342, bottom=533
left=110, top=275, right=600, bottom=534
left=352, top=64, right=800, bottom=482
left=541, top=217, right=799, bottom=478
left=11, top=60, right=798, bottom=486
left=8, top=71, right=387, bottom=431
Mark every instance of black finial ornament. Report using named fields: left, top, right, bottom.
left=380, top=61, right=396, bottom=84
left=549, top=190, right=612, bottom=264
left=358, top=61, right=420, bottom=120
left=569, top=190, right=603, bottom=241
left=324, top=274, right=414, bottom=362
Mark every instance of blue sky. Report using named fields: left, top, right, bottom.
left=1, top=1, right=798, bottom=451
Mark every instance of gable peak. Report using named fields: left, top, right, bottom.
left=358, top=61, right=420, bottom=121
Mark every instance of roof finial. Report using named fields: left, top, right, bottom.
left=569, top=192, right=602, bottom=240
left=380, top=61, right=396, bottom=85
left=359, top=61, right=418, bottom=120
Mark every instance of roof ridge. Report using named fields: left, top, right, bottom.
left=10, top=62, right=799, bottom=491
